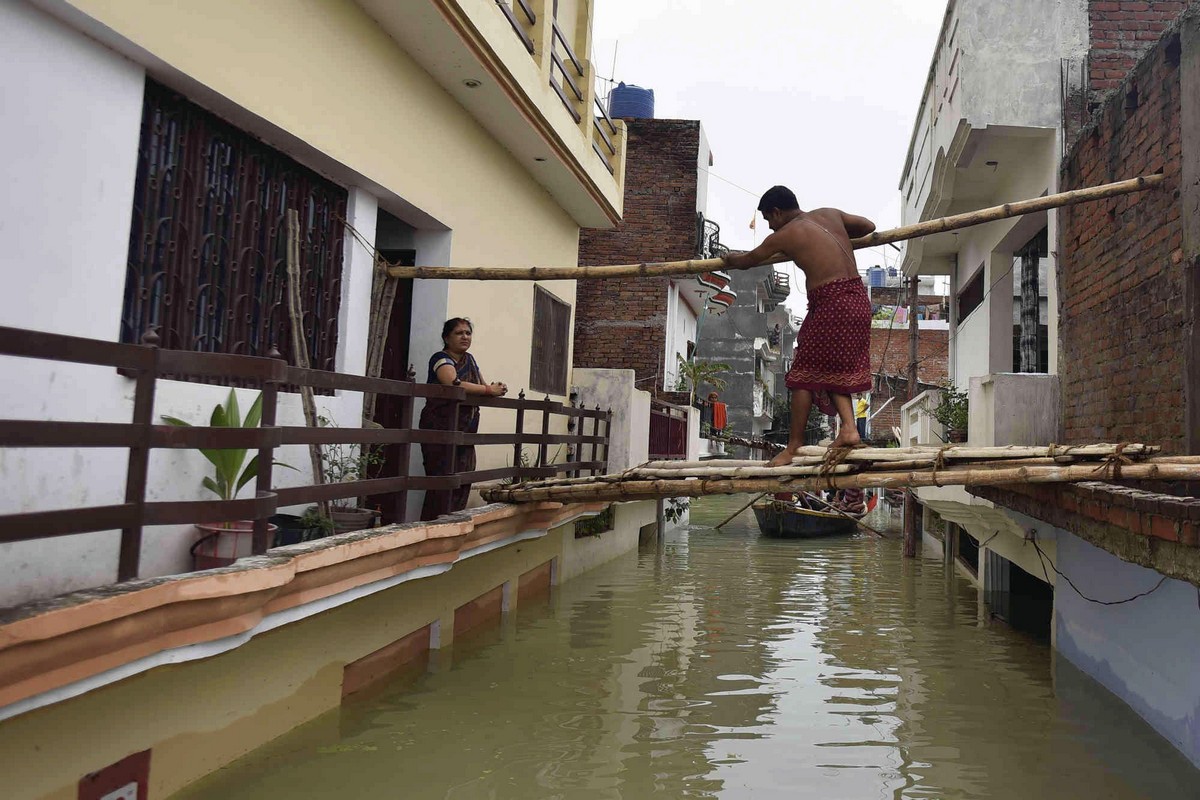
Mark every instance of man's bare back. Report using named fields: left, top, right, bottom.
left=724, top=207, right=874, bottom=290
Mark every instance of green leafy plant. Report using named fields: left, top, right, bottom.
left=299, top=506, right=335, bottom=539
left=664, top=497, right=690, bottom=524
left=931, top=384, right=969, bottom=434
left=162, top=390, right=293, bottom=502
left=318, top=413, right=386, bottom=509
left=676, top=354, right=731, bottom=406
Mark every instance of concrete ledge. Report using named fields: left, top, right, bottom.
left=0, top=501, right=605, bottom=716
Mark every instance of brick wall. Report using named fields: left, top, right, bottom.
left=575, top=120, right=701, bottom=390
left=868, top=327, right=949, bottom=439
left=1088, top=1, right=1191, bottom=105
left=1059, top=22, right=1188, bottom=452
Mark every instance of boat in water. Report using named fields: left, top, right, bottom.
left=752, top=495, right=875, bottom=539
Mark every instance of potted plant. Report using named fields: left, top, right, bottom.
left=675, top=354, right=730, bottom=407
left=932, top=384, right=969, bottom=443
left=319, top=414, right=385, bottom=533
left=163, top=389, right=293, bottom=569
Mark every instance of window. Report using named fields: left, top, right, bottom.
left=530, top=287, right=571, bottom=395
left=957, top=264, right=985, bottom=322
left=121, top=79, right=347, bottom=375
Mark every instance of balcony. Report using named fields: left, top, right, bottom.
left=763, top=268, right=790, bottom=303
left=0, top=325, right=611, bottom=594
left=357, top=0, right=626, bottom=226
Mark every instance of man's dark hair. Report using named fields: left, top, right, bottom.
left=758, top=185, right=799, bottom=213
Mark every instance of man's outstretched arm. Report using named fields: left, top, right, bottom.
left=723, top=231, right=785, bottom=270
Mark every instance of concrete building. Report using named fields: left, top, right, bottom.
left=0, top=1, right=675, bottom=795
left=901, top=0, right=1200, bottom=769
left=692, top=265, right=797, bottom=442
left=0, top=0, right=631, bottom=605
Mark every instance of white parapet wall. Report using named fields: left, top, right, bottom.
left=571, top=368, right=650, bottom=472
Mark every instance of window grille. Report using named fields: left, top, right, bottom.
left=121, top=79, right=347, bottom=380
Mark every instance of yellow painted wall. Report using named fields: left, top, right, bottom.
left=55, top=0, right=598, bottom=470
left=2, top=526, right=571, bottom=800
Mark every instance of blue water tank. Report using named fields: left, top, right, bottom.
left=609, top=82, right=655, bottom=119
left=868, top=266, right=885, bottom=287
left=887, top=266, right=898, bottom=278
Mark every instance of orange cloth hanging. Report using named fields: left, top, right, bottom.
left=711, top=401, right=727, bottom=431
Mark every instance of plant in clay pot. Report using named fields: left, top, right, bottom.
left=931, top=384, right=969, bottom=443
left=163, top=389, right=294, bottom=569
left=319, top=414, right=385, bottom=533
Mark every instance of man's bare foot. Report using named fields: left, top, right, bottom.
left=829, top=430, right=863, bottom=449
left=767, top=446, right=799, bottom=468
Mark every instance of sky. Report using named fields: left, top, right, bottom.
left=590, top=0, right=949, bottom=311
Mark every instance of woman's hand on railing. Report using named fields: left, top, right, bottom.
left=488, top=382, right=508, bottom=397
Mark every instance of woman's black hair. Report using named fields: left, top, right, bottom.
left=757, top=185, right=799, bottom=214
left=441, top=317, right=473, bottom=345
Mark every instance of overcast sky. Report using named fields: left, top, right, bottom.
left=591, top=0, right=948, bottom=309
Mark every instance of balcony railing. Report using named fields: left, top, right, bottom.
left=649, top=399, right=688, bottom=460
left=549, top=20, right=584, bottom=123
left=496, top=0, right=536, bottom=53
left=493, top=1, right=620, bottom=176
left=0, top=325, right=610, bottom=585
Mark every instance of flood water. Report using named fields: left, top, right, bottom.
left=177, top=496, right=1199, bottom=799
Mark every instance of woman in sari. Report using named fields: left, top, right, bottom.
left=419, top=318, right=507, bottom=520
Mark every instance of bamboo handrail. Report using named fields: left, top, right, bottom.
left=388, top=174, right=1163, bottom=281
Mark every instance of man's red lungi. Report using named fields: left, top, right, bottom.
left=785, top=276, right=872, bottom=416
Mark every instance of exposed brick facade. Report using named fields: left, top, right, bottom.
left=574, top=120, right=702, bottom=390
left=1088, top=1, right=1191, bottom=103
left=1059, top=21, right=1189, bottom=452
left=868, top=326, right=949, bottom=439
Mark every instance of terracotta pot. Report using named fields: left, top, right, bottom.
left=330, top=507, right=378, bottom=534
left=192, top=521, right=279, bottom=570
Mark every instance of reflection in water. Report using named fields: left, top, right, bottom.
left=177, top=497, right=1199, bottom=799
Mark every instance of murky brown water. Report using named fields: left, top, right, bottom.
left=177, top=496, right=1199, bottom=799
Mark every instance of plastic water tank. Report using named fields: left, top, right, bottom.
left=609, top=82, right=655, bottom=119
left=867, top=266, right=885, bottom=288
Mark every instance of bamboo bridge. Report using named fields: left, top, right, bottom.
left=481, top=444, right=1200, bottom=504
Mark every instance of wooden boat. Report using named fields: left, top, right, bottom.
left=752, top=495, right=874, bottom=539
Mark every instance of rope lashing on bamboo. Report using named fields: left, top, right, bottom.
left=1093, top=442, right=1134, bottom=481
left=387, top=175, right=1164, bottom=281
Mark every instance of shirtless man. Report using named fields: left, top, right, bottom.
left=724, top=186, right=875, bottom=467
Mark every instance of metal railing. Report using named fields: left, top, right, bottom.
left=495, top=0, right=536, bottom=53
left=649, top=399, right=688, bottom=460
left=0, top=325, right=609, bottom=585
left=549, top=20, right=584, bottom=123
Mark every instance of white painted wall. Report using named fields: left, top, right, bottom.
left=571, top=367, right=650, bottom=472
left=663, top=282, right=698, bottom=392
left=0, top=4, right=388, bottom=605
left=1055, top=529, right=1200, bottom=770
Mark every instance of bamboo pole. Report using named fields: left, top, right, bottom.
left=286, top=210, right=330, bottom=522
left=714, top=493, right=767, bottom=529
left=480, top=460, right=1200, bottom=504
left=388, top=175, right=1163, bottom=281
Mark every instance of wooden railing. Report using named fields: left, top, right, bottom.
left=649, top=399, right=689, bottom=460
left=0, top=325, right=609, bottom=584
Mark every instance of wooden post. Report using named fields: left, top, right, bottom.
left=538, top=395, right=551, bottom=469
left=387, top=175, right=1164, bottom=281
left=513, top=390, right=526, bottom=478
left=119, top=332, right=158, bottom=582
left=903, top=275, right=920, bottom=558
left=252, top=374, right=279, bottom=555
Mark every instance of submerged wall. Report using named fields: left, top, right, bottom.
left=0, top=500, right=654, bottom=799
